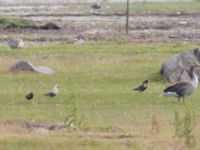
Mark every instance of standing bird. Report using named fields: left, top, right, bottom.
left=163, top=64, right=200, bottom=102
left=25, top=92, right=34, bottom=100
left=91, top=2, right=101, bottom=9
left=133, top=80, right=148, bottom=92
left=44, top=85, right=59, bottom=97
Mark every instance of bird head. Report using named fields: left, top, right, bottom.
left=56, top=85, right=60, bottom=88
left=54, top=85, right=61, bottom=91
left=143, top=80, right=148, bottom=84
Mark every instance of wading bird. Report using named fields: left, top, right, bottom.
left=44, top=85, right=59, bottom=97
left=25, top=92, right=34, bottom=100
left=163, top=64, right=200, bottom=102
left=133, top=80, right=148, bottom=92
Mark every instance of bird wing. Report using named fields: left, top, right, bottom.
left=25, top=95, right=30, bottom=99
left=134, top=80, right=148, bottom=91
left=164, top=81, right=191, bottom=96
left=134, top=84, right=142, bottom=90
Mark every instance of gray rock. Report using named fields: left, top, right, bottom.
left=10, top=61, right=35, bottom=72
left=160, top=48, right=200, bottom=82
left=8, top=39, right=24, bottom=49
left=34, top=66, right=54, bottom=74
left=10, top=61, right=54, bottom=74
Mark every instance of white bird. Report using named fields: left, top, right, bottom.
left=44, top=85, right=59, bottom=97
left=163, top=64, right=200, bottom=102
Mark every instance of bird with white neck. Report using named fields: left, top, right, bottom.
left=44, top=84, right=59, bottom=97
left=163, top=63, right=200, bottom=103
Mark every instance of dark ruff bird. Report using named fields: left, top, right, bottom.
left=44, top=85, right=58, bottom=97
left=91, top=3, right=101, bottom=9
left=163, top=64, right=200, bottom=102
left=133, top=80, right=148, bottom=92
left=25, top=92, right=34, bottom=100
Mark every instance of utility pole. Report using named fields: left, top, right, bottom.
left=126, top=0, right=129, bottom=34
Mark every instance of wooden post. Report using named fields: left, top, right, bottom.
left=126, top=0, right=129, bottom=34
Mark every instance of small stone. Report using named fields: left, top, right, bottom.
left=8, top=39, right=24, bottom=49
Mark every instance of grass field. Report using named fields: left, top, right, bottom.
left=45, top=2, right=200, bottom=14
left=1, top=2, right=200, bottom=15
left=0, top=42, right=200, bottom=149
left=53, top=2, right=199, bottom=15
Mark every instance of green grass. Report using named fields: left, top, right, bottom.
left=0, top=17, right=37, bottom=29
left=1, top=2, right=199, bottom=15
left=0, top=43, right=200, bottom=149
left=44, top=2, right=199, bottom=14
left=129, top=2, right=200, bottom=14
left=57, top=2, right=200, bottom=14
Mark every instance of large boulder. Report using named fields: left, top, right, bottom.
left=10, top=61, right=54, bottom=74
left=160, top=48, right=200, bottom=82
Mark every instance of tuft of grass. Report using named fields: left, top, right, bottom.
left=64, top=104, right=85, bottom=130
left=174, top=104, right=196, bottom=149
left=0, top=17, right=37, bottom=29
left=174, top=110, right=182, bottom=137
left=183, top=104, right=195, bottom=149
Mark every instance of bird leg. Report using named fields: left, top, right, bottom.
left=178, top=97, right=181, bottom=102
left=182, top=97, right=185, bottom=104
left=178, top=97, right=185, bottom=104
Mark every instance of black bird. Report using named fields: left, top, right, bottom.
left=25, top=92, right=34, bottom=100
left=133, top=80, right=148, bottom=92
left=163, top=64, right=200, bottom=103
left=44, top=85, right=58, bottom=97
left=91, top=3, right=101, bottom=9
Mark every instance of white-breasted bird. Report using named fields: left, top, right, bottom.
left=133, top=80, right=148, bottom=92
left=44, top=85, right=59, bottom=97
left=163, top=64, right=200, bottom=102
